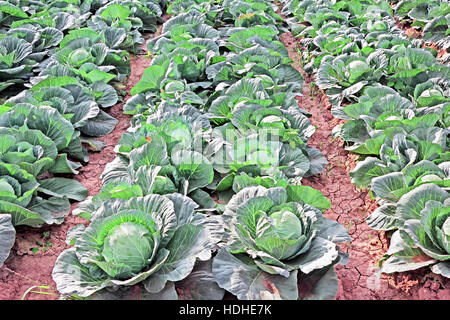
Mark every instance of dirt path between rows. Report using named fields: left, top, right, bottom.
left=279, top=29, right=449, bottom=300
left=0, top=27, right=163, bottom=300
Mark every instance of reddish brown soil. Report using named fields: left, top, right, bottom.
left=395, top=20, right=422, bottom=39
left=279, top=31, right=449, bottom=300
left=0, top=29, right=160, bottom=300
left=423, top=42, right=448, bottom=60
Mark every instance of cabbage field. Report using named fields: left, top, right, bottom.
left=0, top=0, right=448, bottom=301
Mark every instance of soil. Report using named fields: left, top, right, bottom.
left=394, top=19, right=422, bottom=39
left=279, top=31, right=450, bottom=300
left=0, top=25, right=163, bottom=300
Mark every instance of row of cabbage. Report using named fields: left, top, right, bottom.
left=391, top=0, right=450, bottom=53
left=0, top=0, right=164, bottom=267
left=280, top=0, right=450, bottom=278
left=50, top=0, right=351, bottom=300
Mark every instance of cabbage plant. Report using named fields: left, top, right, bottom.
left=0, top=160, right=87, bottom=267
left=230, top=103, right=315, bottom=148
left=386, top=46, right=449, bottom=97
left=368, top=160, right=450, bottom=204
left=206, top=123, right=327, bottom=192
left=394, top=0, right=450, bottom=44
left=7, top=25, right=64, bottom=54
left=221, top=0, right=282, bottom=28
left=207, top=78, right=308, bottom=125
left=52, top=193, right=218, bottom=299
left=301, top=25, right=367, bottom=72
left=8, top=0, right=93, bottom=26
left=0, top=1, right=28, bottom=27
left=0, top=36, right=39, bottom=91
left=316, top=51, right=387, bottom=106
left=205, top=45, right=302, bottom=93
left=88, top=1, right=162, bottom=52
left=0, top=127, right=58, bottom=176
left=47, top=27, right=132, bottom=83
left=349, top=128, right=448, bottom=189
left=151, top=41, right=219, bottom=84
left=373, top=184, right=450, bottom=278
left=101, top=106, right=215, bottom=208
left=224, top=25, right=286, bottom=55
left=167, top=0, right=222, bottom=22
left=0, top=161, right=87, bottom=226
left=147, top=11, right=220, bottom=48
left=7, top=83, right=119, bottom=138
left=212, top=186, right=349, bottom=300
left=0, top=103, right=87, bottom=171
left=127, top=61, right=213, bottom=119
left=0, top=163, right=42, bottom=226
left=413, top=79, right=450, bottom=108
left=332, top=83, right=449, bottom=156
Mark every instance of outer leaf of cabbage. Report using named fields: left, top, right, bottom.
left=213, top=248, right=299, bottom=300
left=0, top=214, right=15, bottom=267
